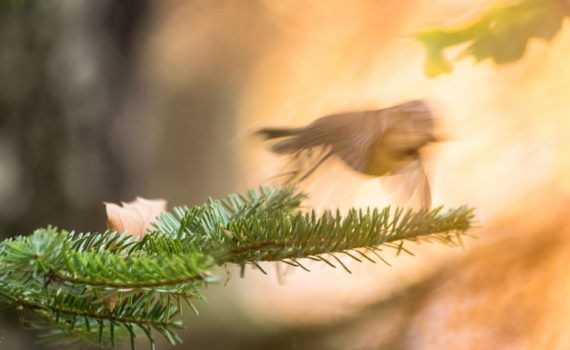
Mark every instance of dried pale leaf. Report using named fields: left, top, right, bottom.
left=105, top=197, right=167, bottom=238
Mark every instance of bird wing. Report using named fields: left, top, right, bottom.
left=326, top=110, right=389, bottom=174
left=379, top=157, right=432, bottom=210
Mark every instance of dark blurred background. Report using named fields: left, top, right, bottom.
left=2, top=1, right=570, bottom=349
left=0, top=0, right=246, bottom=237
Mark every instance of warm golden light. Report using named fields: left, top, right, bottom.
left=231, top=1, right=570, bottom=347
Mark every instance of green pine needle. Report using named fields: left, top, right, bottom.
left=0, top=186, right=475, bottom=349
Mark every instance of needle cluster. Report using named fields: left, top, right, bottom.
left=0, top=187, right=475, bottom=349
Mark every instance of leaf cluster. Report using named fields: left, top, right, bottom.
left=417, top=0, right=569, bottom=77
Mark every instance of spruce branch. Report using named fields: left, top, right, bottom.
left=0, top=186, right=476, bottom=349
left=219, top=205, right=471, bottom=267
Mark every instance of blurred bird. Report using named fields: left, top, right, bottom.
left=257, top=100, right=438, bottom=209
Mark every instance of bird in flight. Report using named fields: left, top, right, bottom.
left=257, top=100, right=438, bottom=209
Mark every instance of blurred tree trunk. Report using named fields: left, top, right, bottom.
left=0, top=2, right=148, bottom=348
left=0, top=0, right=148, bottom=236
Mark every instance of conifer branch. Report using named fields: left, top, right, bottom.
left=0, top=186, right=476, bottom=349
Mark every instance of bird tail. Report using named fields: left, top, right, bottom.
left=256, top=127, right=301, bottom=154
left=256, top=127, right=299, bottom=140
